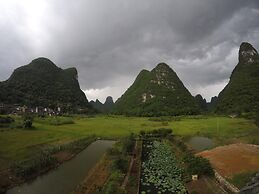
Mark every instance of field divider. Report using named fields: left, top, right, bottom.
left=214, top=170, right=239, bottom=193
left=136, top=140, right=142, bottom=194
left=121, top=140, right=137, bottom=188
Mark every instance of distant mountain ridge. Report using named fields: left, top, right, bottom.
left=2, top=42, right=257, bottom=115
left=90, top=96, right=114, bottom=113
left=195, top=94, right=207, bottom=112
left=114, top=63, right=200, bottom=116
left=207, top=96, right=218, bottom=111
left=215, top=42, right=259, bottom=113
left=0, top=57, right=91, bottom=111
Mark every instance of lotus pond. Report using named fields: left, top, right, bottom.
left=140, top=140, right=187, bottom=194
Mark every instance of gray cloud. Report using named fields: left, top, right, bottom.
left=0, top=0, right=259, bottom=102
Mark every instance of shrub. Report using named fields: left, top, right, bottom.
left=140, top=130, right=146, bottom=137
left=183, top=155, right=214, bottom=177
left=49, top=117, right=74, bottom=125
left=107, top=147, right=121, bottom=156
left=121, top=133, right=135, bottom=154
left=12, top=136, right=95, bottom=179
left=12, top=151, right=57, bottom=178
left=23, top=119, right=33, bottom=128
left=22, top=114, right=33, bottom=129
left=0, top=116, right=15, bottom=128
left=0, top=116, right=14, bottom=124
left=98, top=171, right=126, bottom=194
left=140, top=128, right=173, bottom=138
left=112, top=157, right=128, bottom=173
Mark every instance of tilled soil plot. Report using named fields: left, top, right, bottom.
left=199, top=143, right=259, bottom=178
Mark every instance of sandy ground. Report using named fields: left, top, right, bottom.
left=199, top=143, right=259, bottom=178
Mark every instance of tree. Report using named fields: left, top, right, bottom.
left=23, top=114, right=33, bottom=128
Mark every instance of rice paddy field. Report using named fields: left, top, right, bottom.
left=0, top=115, right=258, bottom=170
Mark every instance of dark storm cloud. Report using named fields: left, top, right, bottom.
left=0, top=0, right=259, bottom=102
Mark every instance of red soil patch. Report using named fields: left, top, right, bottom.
left=199, top=144, right=259, bottom=178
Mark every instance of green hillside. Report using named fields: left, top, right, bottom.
left=114, top=63, right=200, bottom=116
left=215, top=42, right=259, bottom=114
left=0, top=57, right=90, bottom=110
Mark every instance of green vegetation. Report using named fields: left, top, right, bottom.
left=22, top=114, right=33, bottom=129
left=242, top=112, right=259, bottom=127
left=169, top=137, right=214, bottom=179
left=228, top=171, right=257, bottom=189
left=12, top=136, right=95, bottom=180
left=0, top=116, right=14, bottom=128
left=97, top=171, right=126, bottom=194
left=0, top=57, right=91, bottom=110
left=121, top=133, right=135, bottom=155
left=97, top=137, right=135, bottom=194
left=140, top=141, right=187, bottom=193
left=140, top=128, right=172, bottom=138
left=216, top=42, right=259, bottom=114
left=114, top=63, right=200, bottom=116
left=35, top=116, right=75, bottom=125
left=183, top=154, right=214, bottom=177
left=12, top=151, right=57, bottom=178
left=0, top=115, right=258, bottom=171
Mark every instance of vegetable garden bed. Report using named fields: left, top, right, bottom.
left=139, top=140, right=187, bottom=194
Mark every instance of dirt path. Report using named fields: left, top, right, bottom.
left=121, top=141, right=137, bottom=188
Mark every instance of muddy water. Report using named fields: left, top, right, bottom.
left=7, top=140, right=115, bottom=194
left=187, top=136, right=214, bottom=151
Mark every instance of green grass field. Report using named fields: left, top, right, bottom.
left=0, top=115, right=258, bottom=169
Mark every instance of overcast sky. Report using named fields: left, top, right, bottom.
left=1, top=0, right=259, bottom=103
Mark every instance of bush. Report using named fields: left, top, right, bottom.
left=0, top=116, right=15, bottom=128
left=122, top=133, right=135, bottom=154
left=22, top=114, right=33, bottom=128
left=12, top=151, right=57, bottom=178
left=99, top=171, right=126, bottom=194
left=107, top=147, right=121, bottom=156
left=140, top=128, right=173, bottom=138
left=140, top=130, right=146, bottom=137
left=183, top=154, right=214, bottom=177
left=148, top=116, right=182, bottom=122
left=0, top=116, right=14, bottom=124
left=47, top=136, right=96, bottom=154
left=49, top=117, right=74, bottom=125
left=23, top=119, right=33, bottom=128
left=112, top=157, right=128, bottom=173
left=12, top=136, right=95, bottom=179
